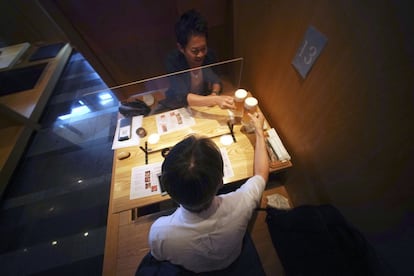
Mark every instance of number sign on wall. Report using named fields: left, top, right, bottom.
left=292, top=26, right=328, bottom=79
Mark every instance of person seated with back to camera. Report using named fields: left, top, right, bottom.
left=160, top=9, right=235, bottom=110
left=148, top=110, right=269, bottom=273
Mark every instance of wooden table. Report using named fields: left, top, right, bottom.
left=110, top=105, right=292, bottom=214
left=103, top=104, right=292, bottom=275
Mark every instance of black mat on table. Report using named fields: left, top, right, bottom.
left=29, top=42, right=65, bottom=61
left=0, top=63, right=47, bottom=96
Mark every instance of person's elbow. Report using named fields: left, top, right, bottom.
left=255, top=161, right=269, bottom=182
left=256, top=170, right=269, bottom=183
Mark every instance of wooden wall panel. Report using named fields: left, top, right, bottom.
left=233, top=0, right=414, bottom=237
left=40, top=0, right=233, bottom=100
left=55, top=0, right=177, bottom=85
left=0, top=0, right=65, bottom=45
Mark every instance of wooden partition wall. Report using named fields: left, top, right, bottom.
left=233, top=0, right=414, bottom=239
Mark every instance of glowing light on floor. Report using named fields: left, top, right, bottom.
left=58, top=105, right=91, bottom=120
left=99, top=92, right=114, bottom=105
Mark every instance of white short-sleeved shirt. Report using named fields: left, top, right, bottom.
left=148, top=175, right=266, bottom=273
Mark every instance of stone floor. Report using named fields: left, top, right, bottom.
left=0, top=50, right=118, bottom=275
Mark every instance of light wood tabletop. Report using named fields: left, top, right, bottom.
left=110, top=104, right=292, bottom=214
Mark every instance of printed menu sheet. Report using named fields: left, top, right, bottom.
left=130, top=162, right=163, bottom=199
left=155, top=108, right=195, bottom=135
left=130, top=148, right=234, bottom=200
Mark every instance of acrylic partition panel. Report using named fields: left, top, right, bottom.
left=49, top=58, right=242, bottom=147
left=78, top=57, right=244, bottom=117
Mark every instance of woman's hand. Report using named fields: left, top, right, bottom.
left=248, top=110, right=265, bottom=136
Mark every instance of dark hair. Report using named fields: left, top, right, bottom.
left=161, top=135, right=223, bottom=212
left=175, top=9, right=208, bottom=48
